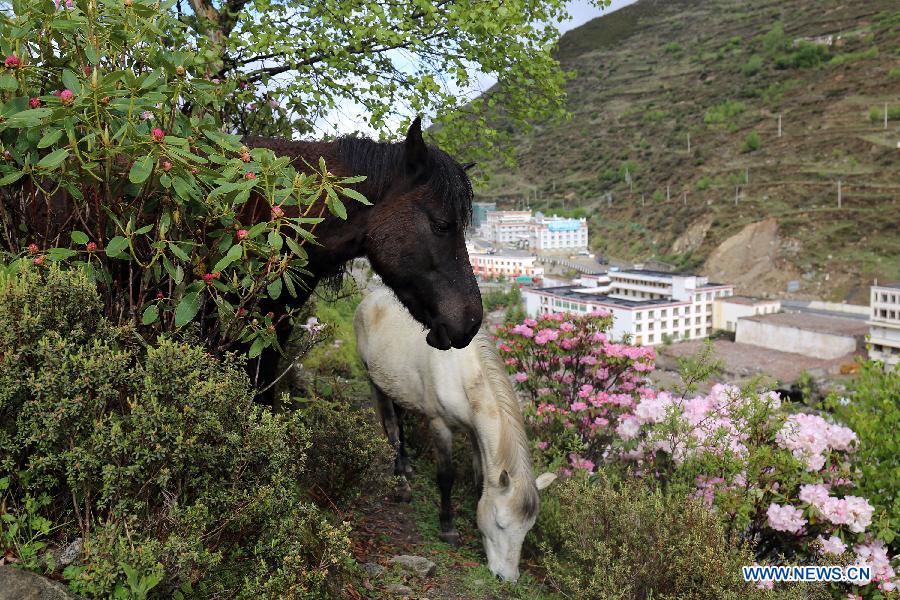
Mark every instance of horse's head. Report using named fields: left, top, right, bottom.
left=477, top=470, right=556, bottom=582
left=365, top=117, right=482, bottom=350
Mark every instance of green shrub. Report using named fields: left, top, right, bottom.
left=826, top=362, right=899, bottom=552
left=531, top=473, right=828, bottom=600
left=742, top=55, right=764, bottom=76
left=889, top=66, right=900, bottom=80
left=643, top=109, right=668, bottom=123
left=705, top=99, right=746, bottom=126
left=664, top=42, right=682, bottom=54
left=0, top=265, right=376, bottom=598
left=741, top=131, right=761, bottom=153
left=869, top=105, right=900, bottom=123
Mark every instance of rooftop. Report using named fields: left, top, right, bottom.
left=530, top=285, right=685, bottom=309
left=471, top=249, right=535, bottom=258
left=740, top=312, right=869, bottom=337
left=717, top=295, right=779, bottom=306
left=873, top=282, right=900, bottom=290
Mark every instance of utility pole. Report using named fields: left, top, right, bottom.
left=687, top=133, right=691, bottom=153
left=666, top=185, right=671, bottom=202
left=885, top=103, right=889, bottom=130
left=607, top=193, right=612, bottom=208
left=682, top=191, right=687, bottom=206
left=745, top=167, right=750, bottom=185
left=735, top=185, right=740, bottom=205
left=837, top=180, right=842, bottom=209
left=641, top=193, right=645, bottom=207
left=777, top=113, right=782, bottom=137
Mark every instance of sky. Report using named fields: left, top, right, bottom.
left=318, top=0, right=639, bottom=136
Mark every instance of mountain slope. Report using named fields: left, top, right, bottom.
left=477, top=0, right=900, bottom=301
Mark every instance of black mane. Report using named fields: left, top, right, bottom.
left=336, top=136, right=473, bottom=229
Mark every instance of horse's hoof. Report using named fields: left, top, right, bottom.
left=439, top=529, right=460, bottom=546
left=395, top=483, right=412, bottom=503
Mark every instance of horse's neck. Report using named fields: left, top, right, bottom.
left=244, top=137, right=388, bottom=281
left=466, top=359, right=532, bottom=484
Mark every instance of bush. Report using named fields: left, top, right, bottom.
left=826, top=362, right=899, bottom=554
left=0, top=265, right=382, bottom=598
left=0, top=1, right=365, bottom=357
left=741, top=131, right=762, bottom=153
left=869, top=105, right=900, bottom=123
left=705, top=99, right=746, bottom=126
left=531, top=473, right=828, bottom=600
left=743, top=55, right=764, bottom=76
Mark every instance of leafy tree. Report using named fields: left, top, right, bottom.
left=176, top=0, right=609, bottom=161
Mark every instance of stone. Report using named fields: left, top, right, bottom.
left=362, top=562, right=385, bottom=578
left=55, top=538, right=82, bottom=569
left=390, top=554, right=437, bottom=578
left=0, top=565, right=77, bottom=600
left=384, top=583, right=413, bottom=597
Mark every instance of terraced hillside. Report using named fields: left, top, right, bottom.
left=477, top=0, right=900, bottom=301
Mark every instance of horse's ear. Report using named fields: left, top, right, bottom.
left=462, top=161, right=476, bottom=171
left=404, top=116, right=427, bottom=172
left=535, top=472, right=557, bottom=491
left=498, top=469, right=510, bottom=489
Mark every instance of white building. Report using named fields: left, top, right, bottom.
left=470, top=250, right=544, bottom=281
left=477, top=210, right=589, bottom=253
left=530, top=213, right=589, bottom=253
left=523, top=269, right=733, bottom=345
left=713, top=296, right=782, bottom=332
left=736, top=312, right=866, bottom=360
left=479, top=210, right=532, bottom=244
left=869, top=283, right=900, bottom=368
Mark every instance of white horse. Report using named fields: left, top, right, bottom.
left=355, top=287, right=555, bottom=582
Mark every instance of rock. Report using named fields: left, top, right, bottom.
left=362, top=562, right=385, bottom=578
left=384, top=583, right=413, bottom=597
left=0, top=565, right=77, bottom=600
left=55, top=538, right=82, bottom=569
left=390, top=554, right=437, bottom=578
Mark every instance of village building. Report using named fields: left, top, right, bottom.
left=713, top=296, right=782, bottom=332
left=868, top=283, right=900, bottom=368
left=470, top=249, right=544, bottom=281
left=735, top=312, right=867, bottom=360
left=523, top=269, right=733, bottom=345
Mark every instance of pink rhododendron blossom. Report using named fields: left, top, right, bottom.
left=854, top=542, right=896, bottom=591
left=766, top=503, right=806, bottom=533
left=799, top=483, right=831, bottom=508
left=816, top=535, right=847, bottom=555
left=776, top=413, right=857, bottom=471
left=513, top=372, right=528, bottom=383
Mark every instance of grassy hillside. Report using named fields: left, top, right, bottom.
left=476, top=0, right=900, bottom=301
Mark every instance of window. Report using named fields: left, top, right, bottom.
left=648, top=310, right=655, bottom=318
left=635, top=312, right=642, bottom=321
left=661, top=309, right=667, bottom=317
left=695, top=328, right=701, bottom=337
left=648, top=334, right=655, bottom=343
left=635, top=323, right=642, bottom=332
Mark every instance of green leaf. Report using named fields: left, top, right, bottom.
left=142, top=304, right=159, bottom=325
left=248, top=337, right=265, bottom=359
left=326, top=192, right=347, bottom=219
left=5, top=107, right=52, bottom=128
left=174, top=292, right=200, bottom=328
left=267, top=277, right=282, bottom=300
left=71, top=230, right=89, bottom=244
left=0, top=74, right=18, bottom=91
left=267, top=230, right=283, bottom=251
left=212, top=244, right=242, bottom=272
left=339, top=187, right=372, bottom=205
left=37, top=128, right=63, bottom=148
left=106, top=236, right=129, bottom=258
left=0, top=171, right=25, bottom=187
left=46, top=247, right=77, bottom=261
left=36, top=148, right=69, bottom=170
left=167, top=242, right=190, bottom=262
left=129, top=155, right=153, bottom=184
left=284, top=235, right=306, bottom=259
left=61, top=69, right=80, bottom=92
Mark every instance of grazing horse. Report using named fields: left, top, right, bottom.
left=355, top=287, right=555, bottom=582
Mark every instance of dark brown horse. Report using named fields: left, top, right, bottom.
left=6, top=118, right=482, bottom=403
left=244, top=118, right=483, bottom=401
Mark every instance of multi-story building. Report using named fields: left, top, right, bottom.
left=713, top=296, right=782, bottom=332
left=479, top=210, right=533, bottom=244
left=529, top=213, right=589, bottom=253
left=523, top=269, right=733, bottom=345
left=476, top=210, right=590, bottom=253
left=470, top=250, right=544, bottom=281
left=868, top=283, right=900, bottom=368
left=472, top=202, right=496, bottom=229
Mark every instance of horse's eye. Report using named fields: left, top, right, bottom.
left=431, top=220, right=453, bottom=234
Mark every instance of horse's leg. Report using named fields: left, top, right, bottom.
left=373, top=385, right=412, bottom=502
left=431, top=419, right=460, bottom=545
left=394, top=403, right=414, bottom=478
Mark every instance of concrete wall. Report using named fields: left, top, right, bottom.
left=714, top=300, right=781, bottom=331
left=736, top=320, right=857, bottom=359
